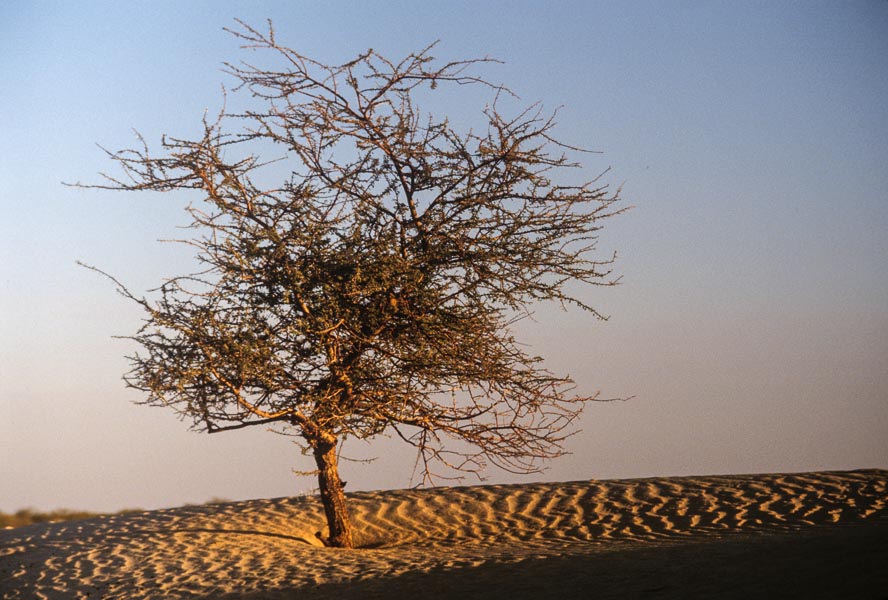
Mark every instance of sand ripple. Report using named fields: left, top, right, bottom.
left=1, top=469, right=885, bottom=599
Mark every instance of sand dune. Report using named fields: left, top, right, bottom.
left=2, top=469, right=885, bottom=599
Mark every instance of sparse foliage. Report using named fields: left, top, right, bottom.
left=79, top=20, right=624, bottom=548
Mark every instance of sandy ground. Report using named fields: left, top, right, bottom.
left=1, top=469, right=885, bottom=599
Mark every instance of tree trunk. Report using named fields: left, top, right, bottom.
left=311, top=434, right=354, bottom=548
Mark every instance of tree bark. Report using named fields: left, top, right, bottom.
left=311, top=434, right=354, bottom=548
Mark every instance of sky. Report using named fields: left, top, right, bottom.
left=1, top=1, right=886, bottom=513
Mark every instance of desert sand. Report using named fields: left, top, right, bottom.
left=1, top=469, right=885, bottom=599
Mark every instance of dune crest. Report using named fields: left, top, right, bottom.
left=1, top=470, right=885, bottom=599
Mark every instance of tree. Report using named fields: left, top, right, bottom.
left=80, top=20, right=624, bottom=548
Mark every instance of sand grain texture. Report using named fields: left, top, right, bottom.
left=2, top=470, right=886, bottom=599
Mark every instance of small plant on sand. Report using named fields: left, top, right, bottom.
left=77, top=20, right=624, bottom=548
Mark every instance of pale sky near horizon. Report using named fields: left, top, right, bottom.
left=2, top=1, right=886, bottom=513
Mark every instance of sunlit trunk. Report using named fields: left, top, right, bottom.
left=311, top=435, right=354, bottom=548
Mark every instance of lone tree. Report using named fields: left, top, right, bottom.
left=82, top=21, right=624, bottom=548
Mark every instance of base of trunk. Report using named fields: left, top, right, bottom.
left=311, top=434, right=354, bottom=548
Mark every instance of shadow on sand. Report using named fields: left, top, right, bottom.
left=210, top=522, right=888, bottom=600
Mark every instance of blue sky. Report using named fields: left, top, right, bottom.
left=2, top=1, right=886, bottom=512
